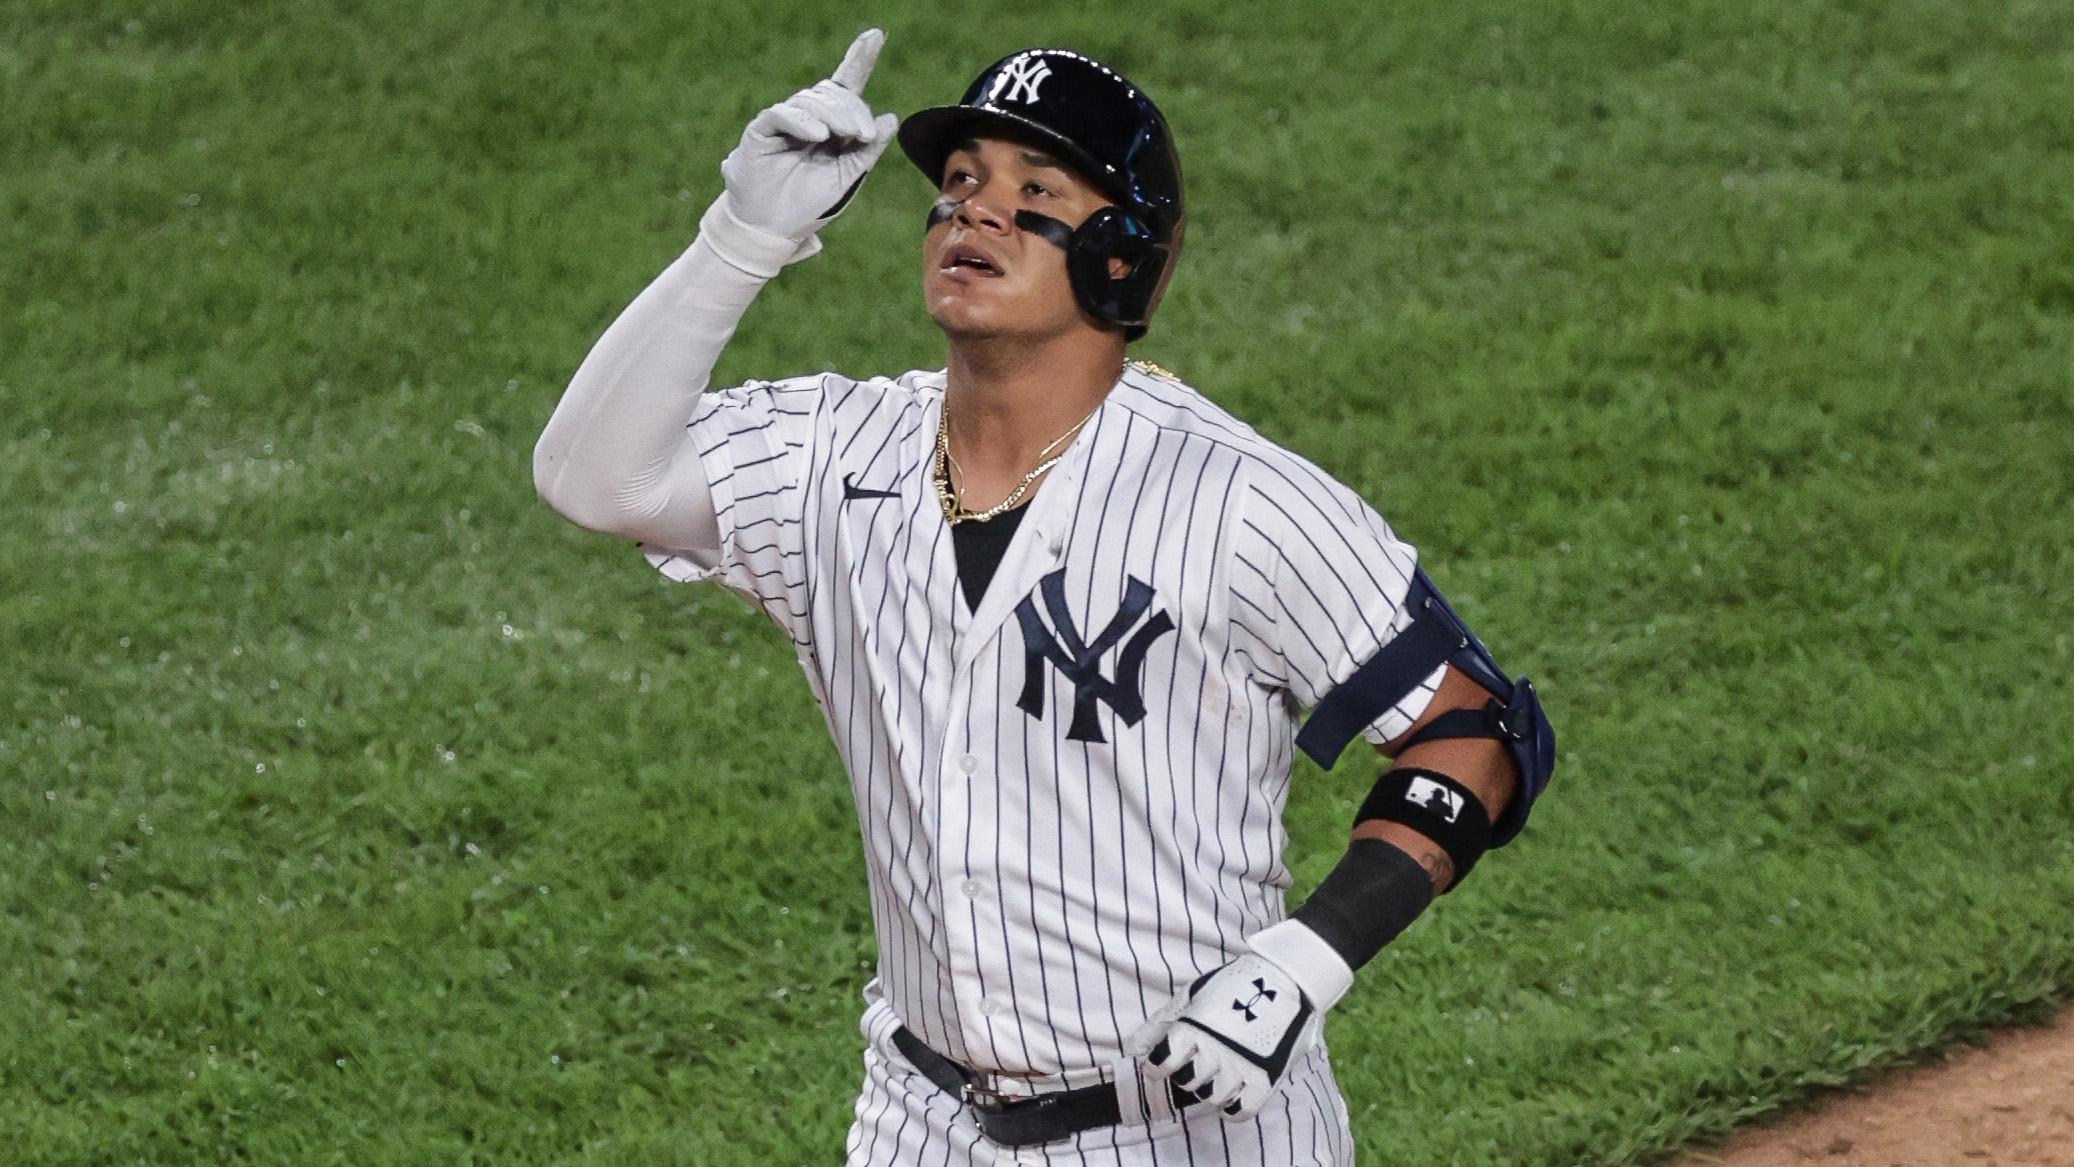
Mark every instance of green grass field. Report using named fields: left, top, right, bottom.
left=5, top=1, right=2072, bottom=1163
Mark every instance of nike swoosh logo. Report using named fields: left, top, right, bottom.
left=842, top=474, right=901, bottom=501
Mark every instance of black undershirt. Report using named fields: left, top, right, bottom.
left=950, top=503, right=1030, bottom=610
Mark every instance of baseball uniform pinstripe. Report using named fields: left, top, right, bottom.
left=645, top=360, right=1442, bottom=1164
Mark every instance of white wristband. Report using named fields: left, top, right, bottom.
left=697, top=194, right=822, bottom=279
left=1247, top=919, right=1356, bottom=1013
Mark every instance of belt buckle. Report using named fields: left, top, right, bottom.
left=961, top=1081, right=1013, bottom=1116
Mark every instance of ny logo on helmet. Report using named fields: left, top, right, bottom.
left=1015, top=569, right=1175, bottom=744
left=988, top=57, right=1053, bottom=105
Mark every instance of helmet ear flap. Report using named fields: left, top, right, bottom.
left=1065, top=207, right=1173, bottom=336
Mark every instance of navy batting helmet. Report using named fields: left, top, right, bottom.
left=899, top=48, right=1185, bottom=341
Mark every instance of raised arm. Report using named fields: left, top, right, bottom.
left=532, top=28, right=900, bottom=554
left=533, top=237, right=760, bottom=552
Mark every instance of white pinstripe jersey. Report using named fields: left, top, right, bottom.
left=647, top=361, right=1441, bottom=1079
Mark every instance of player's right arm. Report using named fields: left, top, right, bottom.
left=1130, top=455, right=1555, bottom=1121
left=532, top=29, right=899, bottom=558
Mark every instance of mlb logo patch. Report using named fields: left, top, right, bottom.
left=1404, top=775, right=1463, bottom=823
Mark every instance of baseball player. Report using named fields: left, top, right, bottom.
left=534, top=30, right=1555, bottom=1165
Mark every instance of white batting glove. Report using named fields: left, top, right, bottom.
left=703, top=27, right=901, bottom=278
left=1125, top=921, right=1354, bottom=1122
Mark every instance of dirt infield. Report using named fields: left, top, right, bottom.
left=1675, top=1010, right=2074, bottom=1167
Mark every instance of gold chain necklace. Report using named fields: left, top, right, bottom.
left=934, top=398, right=1102, bottom=526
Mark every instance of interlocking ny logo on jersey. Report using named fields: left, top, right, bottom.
left=988, top=57, right=1053, bottom=105
left=1015, top=569, right=1175, bottom=744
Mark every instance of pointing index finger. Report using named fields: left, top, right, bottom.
left=830, top=27, right=885, bottom=92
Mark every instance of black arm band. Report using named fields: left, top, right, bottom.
left=1355, top=767, right=1493, bottom=890
left=1290, top=838, right=1436, bottom=971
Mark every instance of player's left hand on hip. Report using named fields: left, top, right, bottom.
left=1125, top=953, right=1323, bottom=1122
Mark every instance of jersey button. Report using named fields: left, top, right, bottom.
left=960, top=878, right=986, bottom=899
left=958, top=754, right=979, bottom=775
left=981, top=997, right=1008, bottom=1018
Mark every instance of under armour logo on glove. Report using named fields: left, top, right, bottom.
left=1233, top=980, right=1277, bottom=1022
left=1124, top=954, right=1319, bottom=1121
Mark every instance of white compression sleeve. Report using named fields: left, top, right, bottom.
left=532, top=226, right=773, bottom=557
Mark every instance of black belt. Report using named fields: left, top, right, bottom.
left=892, top=1026, right=1199, bottom=1147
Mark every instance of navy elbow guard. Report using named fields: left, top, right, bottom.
left=1294, top=568, right=1555, bottom=847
